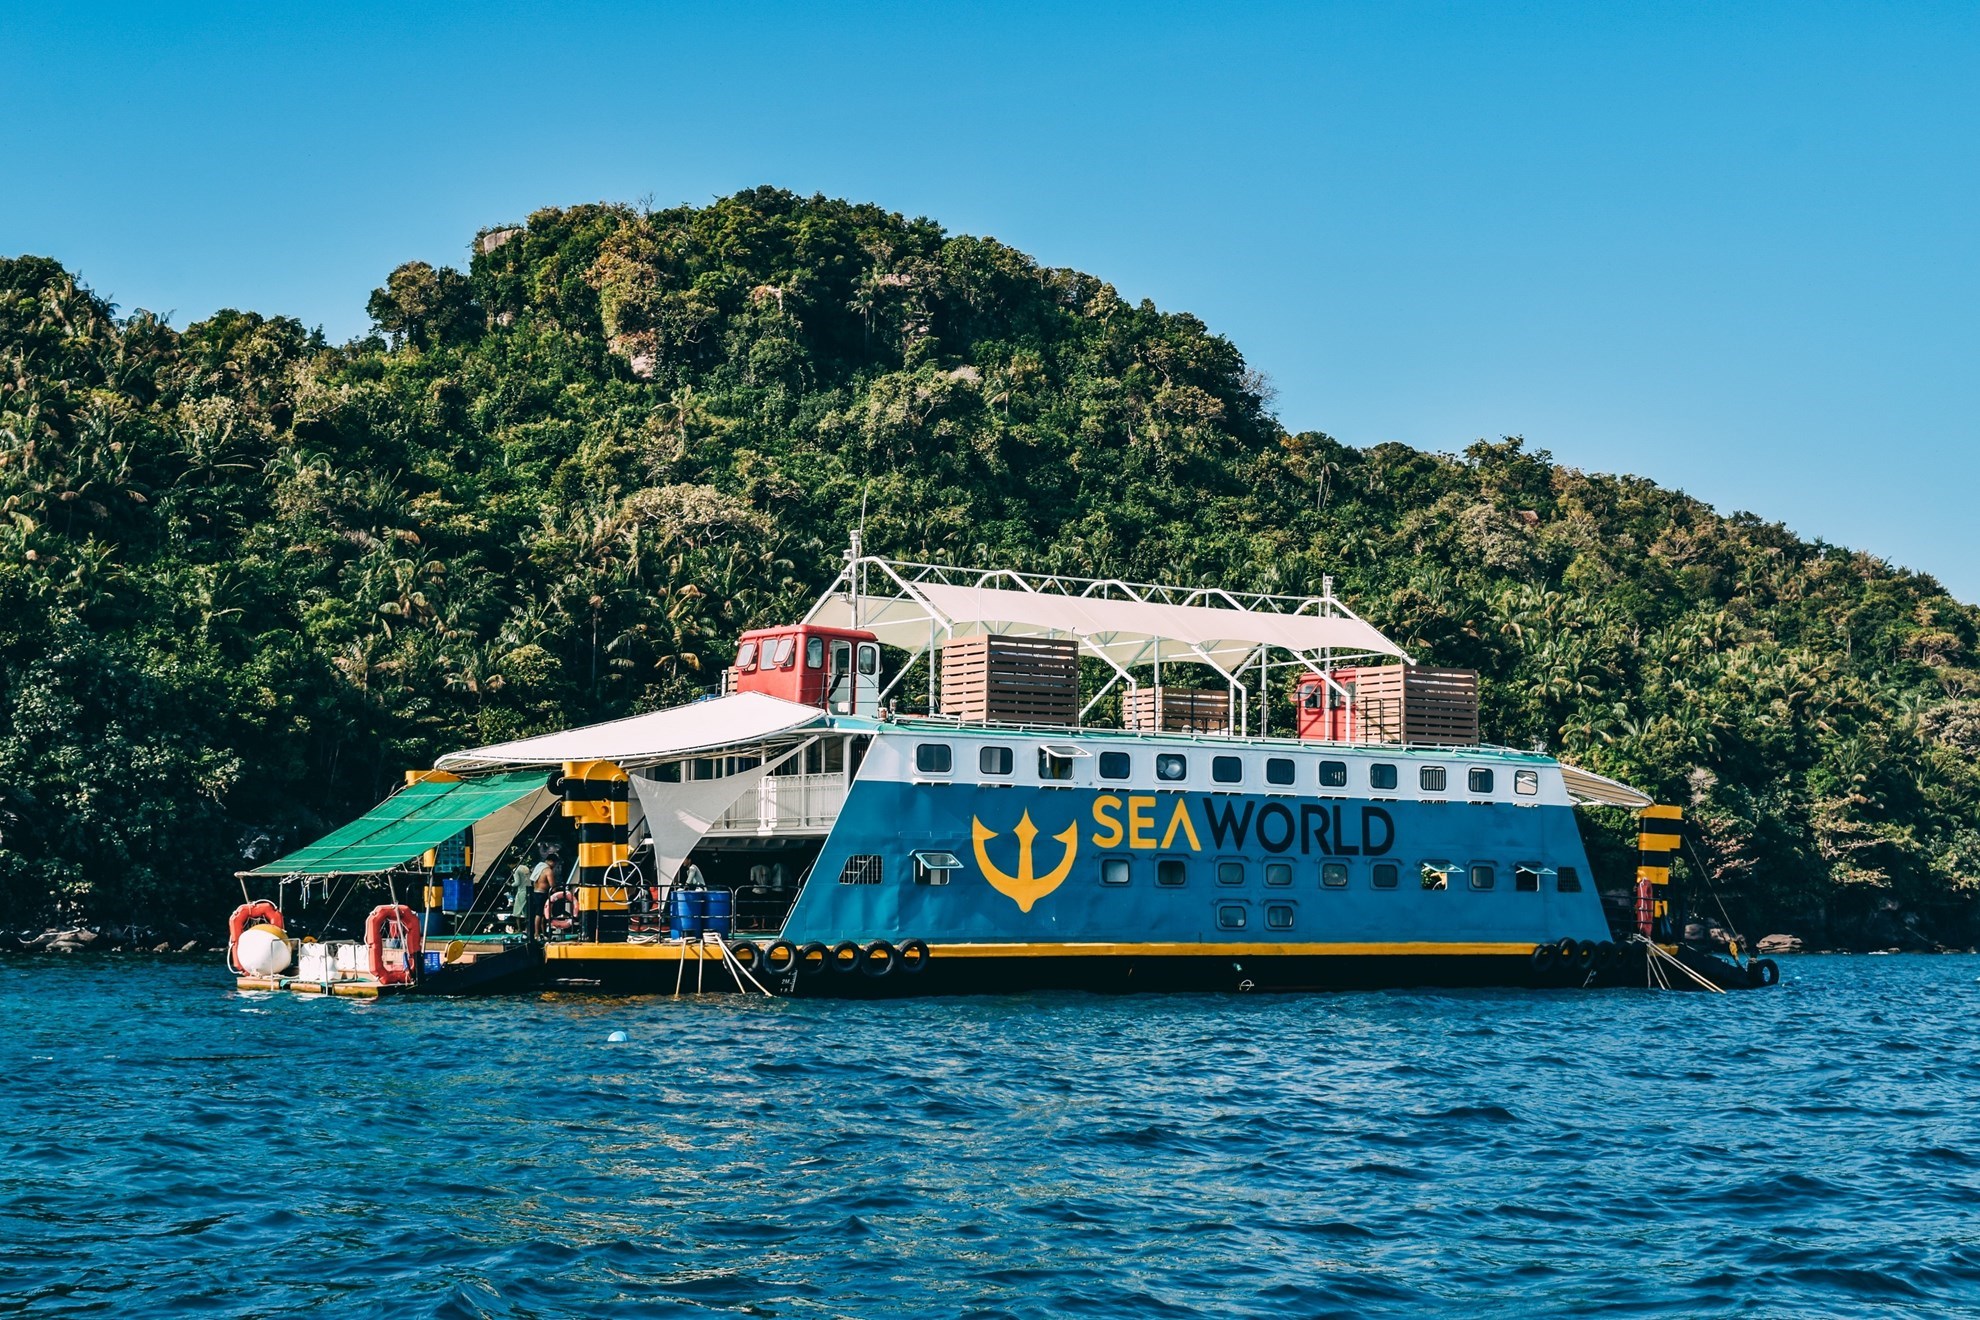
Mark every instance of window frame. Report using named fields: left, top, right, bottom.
left=914, top=743, right=953, bottom=775
left=1420, top=765, right=1448, bottom=793
left=1468, top=767, right=1494, bottom=794
left=1420, top=859, right=1456, bottom=891
left=912, top=850, right=961, bottom=885
left=1371, top=861, right=1400, bottom=890
left=1265, top=902, right=1296, bottom=931
left=1514, top=863, right=1542, bottom=893
left=1557, top=866, right=1583, bottom=892
left=1321, top=861, right=1349, bottom=889
left=1100, top=856, right=1132, bottom=886
left=1369, top=763, right=1398, bottom=791
left=1155, top=753, right=1188, bottom=782
left=1469, top=862, right=1496, bottom=891
left=838, top=854, right=883, bottom=885
left=1097, top=751, right=1131, bottom=780
left=1156, top=857, right=1188, bottom=887
left=1216, top=902, right=1249, bottom=931
left=1211, top=755, right=1243, bottom=784
left=979, top=745, right=1014, bottom=776
left=1264, top=861, right=1293, bottom=887
left=1318, top=759, right=1348, bottom=788
left=1217, top=859, right=1246, bottom=887
left=735, top=640, right=758, bottom=670
left=1514, top=769, right=1540, bottom=796
left=805, top=636, right=825, bottom=669
left=1265, top=757, right=1295, bottom=786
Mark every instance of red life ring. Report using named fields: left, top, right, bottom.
left=366, top=904, right=423, bottom=985
left=542, top=890, right=575, bottom=933
left=228, top=900, right=284, bottom=975
left=1634, top=876, right=1656, bottom=939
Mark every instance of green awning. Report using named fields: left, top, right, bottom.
left=248, top=770, right=552, bottom=877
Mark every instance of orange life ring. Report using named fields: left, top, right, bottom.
left=1634, top=876, right=1656, bottom=939
left=542, top=890, right=575, bottom=933
left=228, top=900, right=284, bottom=975
left=366, top=904, right=423, bottom=985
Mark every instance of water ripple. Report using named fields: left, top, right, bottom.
left=2, top=956, right=1978, bottom=1316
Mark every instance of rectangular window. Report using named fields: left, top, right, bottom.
left=735, top=640, right=758, bottom=670
left=915, top=743, right=952, bottom=774
left=1319, top=760, right=1348, bottom=788
left=1098, top=751, right=1131, bottom=780
left=1217, top=860, right=1245, bottom=886
left=1369, top=763, right=1397, bottom=790
left=1217, top=903, right=1248, bottom=931
left=1469, top=767, right=1494, bottom=794
left=1266, top=757, right=1295, bottom=786
left=980, top=745, right=1013, bottom=775
left=1420, top=765, right=1447, bottom=792
left=1266, top=903, right=1295, bottom=930
left=1264, top=862, right=1292, bottom=887
left=1321, top=861, right=1349, bottom=888
left=1372, top=861, right=1399, bottom=889
left=1038, top=747, right=1076, bottom=780
left=913, top=851, right=961, bottom=885
left=838, top=854, right=882, bottom=885
left=1515, top=864, right=1541, bottom=893
left=806, top=636, right=825, bottom=669
left=1156, top=753, right=1188, bottom=782
left=1212, top=755, right=1243, bottom=784
left=1514, top=769, right=1540, bottom=796
left=1470, top=863, right=1496, bottom=890
left=1157, top=858, right=1187, bottom=887
left=857, top=643, right=879, bottom=676
left=770, top=636, right=795, bottom=668
left=1101, top=857, right=1131, bottom=886
left=1557, top=866, right=1583, bottom=892
left=1421, top=860, right=1453, bottom=890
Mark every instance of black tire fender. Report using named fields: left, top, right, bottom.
left=829, top=940, right=862, bottom=974
left=860, top=940, right=898, bottom=977
left=729, top=939, right=762, bottom=972
left=898, top=938, right=930, bottom=974
left=1749, top=957, right=1781, bottom=988
left=1530, top=943, right=1558, bottom=973
left=764, top=939, right=799, bottom=976
left=796, top=941, right=830, bottom=974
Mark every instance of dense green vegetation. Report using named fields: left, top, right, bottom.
left=4, top=187, right=1977, bottom=942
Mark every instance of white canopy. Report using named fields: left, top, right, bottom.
left=807, top=580, right=1405, bottom=671
left=435, top=692, right=825, bottom=773
left=1559, top=763, right=1655, bottom=810
left=630, top=763, right=775, bottom=891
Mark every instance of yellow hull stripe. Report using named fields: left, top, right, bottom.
left=541, top=939, right=1536, bottom=962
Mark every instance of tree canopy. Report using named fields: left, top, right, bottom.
left=3, top=188, right=1976, bottom=942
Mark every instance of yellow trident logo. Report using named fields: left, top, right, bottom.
left=971, top=809, right=1079, bottom=913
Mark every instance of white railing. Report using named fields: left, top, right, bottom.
left=706, top=772, right=849, bottom=835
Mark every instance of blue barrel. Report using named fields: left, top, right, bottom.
left=704, top=889, right=733, bottom=937
left=670, top=889, right=705, bottom=936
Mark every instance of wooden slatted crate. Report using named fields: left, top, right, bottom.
left=1348, top=665, right=1479, bottom=746
left=1123, top=686, right=1231, bottom=735
left=940, top=634, right=1079, bottom=726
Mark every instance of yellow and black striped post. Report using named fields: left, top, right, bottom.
left=1638, top=804, right=1682, bottom=945
left=561, top=760, right=630, bottom=940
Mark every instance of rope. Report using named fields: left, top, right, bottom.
left=1680, top=827, right=1745, bottom=963
left=1632, top=934, right=1724, bottom=994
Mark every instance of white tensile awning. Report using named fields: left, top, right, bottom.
left=806, top=580, right=1405, bottom=672
left=1558, top=763, right=1655, bottom=810
left=434, top=692, right=826, bottom=773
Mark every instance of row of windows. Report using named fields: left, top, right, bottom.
left=912, top=742, right=1541, bottom=796
left=1099, top=857, right=1582, bottom=892
left=847, top=850, right=1585, bottom=893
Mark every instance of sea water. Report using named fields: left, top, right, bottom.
left=2, top=955, right=1977, bottom=1317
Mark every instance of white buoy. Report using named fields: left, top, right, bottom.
left=606, top=1030, right=628, bottom=1043
left=235, top=924, right=293, bottom=976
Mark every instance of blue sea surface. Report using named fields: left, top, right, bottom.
left=2, top=956, right=1978, bottom=1317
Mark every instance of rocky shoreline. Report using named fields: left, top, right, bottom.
left=5, top=926, right=224, bottom=956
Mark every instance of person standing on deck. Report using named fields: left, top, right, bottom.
left=530, top=844, right=561, bottom=939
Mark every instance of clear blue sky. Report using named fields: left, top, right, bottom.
left=5, top=2, right=1976, bottom=599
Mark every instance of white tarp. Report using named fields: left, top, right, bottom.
left=435, top=692, right=825, bottom=772
left=470, top=784, right=558, bottom=882
left=806, top=582, right=1406, bottom=670
left=630, top=764, right=773, bottom=891
left=1559, top=763, right=1655, bottom=810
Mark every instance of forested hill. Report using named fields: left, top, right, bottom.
left=3, top=187, right=1977, bottom=942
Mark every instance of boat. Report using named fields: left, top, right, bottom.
left=227, top=548, right=1774, bottom=997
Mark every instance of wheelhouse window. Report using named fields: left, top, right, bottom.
left=1264, top=862, right=1292, bottom=887
left=1321, top=862, right=1349, bottom=888
left=980, top=745, right=1013, bottom=776
left=1217, top=860, right=1245, bottom=886
left=838, top=854, right=882, bottom=885
left=1157, top=858, right=1187, bottom=887
left=1266, top=903, right=1295, bottom=930
left=1101, top=857, right=1131, bottom=886
left=1266, top=757, right=1295, bottom=786
left=1514, top=770, right=1540, bottom=796
left=1217, top=903, right=1248, bottom=931
left=805, top=636, right=825, bottom=669
left=1421, top=860, right=1456, bottom=890
left=735, top=640, right=758, bottom=670
left=857, top=643, right=879, bottom=676
left=1557, top=866, right=1583, bottom=892
left=770, top=636, right=796, bottom=668
left=1470, top=863, right=1496, bottom=891
left=1514, top=864, right=1542, bottom=893
left=1039, top=744, right=1085, bottom=780
left=1372, top=862, right=1399, bottom=889
left=915, top=743, right=952, bottom=774
left=1098, top=751, right=1131, bottom=780
left=1420, top=765, right=1447, bottom=792
left=1319, top=760, right=1348, bottom=788
left=1212, top=756, right=1243, bottom=784
left=1468, top=767, right=1494, bottom=794
left=1369, top=763, right=1397, bottom=790
left=1156, top=753, right=1188, bottom=782
left=913, top=851, right=961, bottom=885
